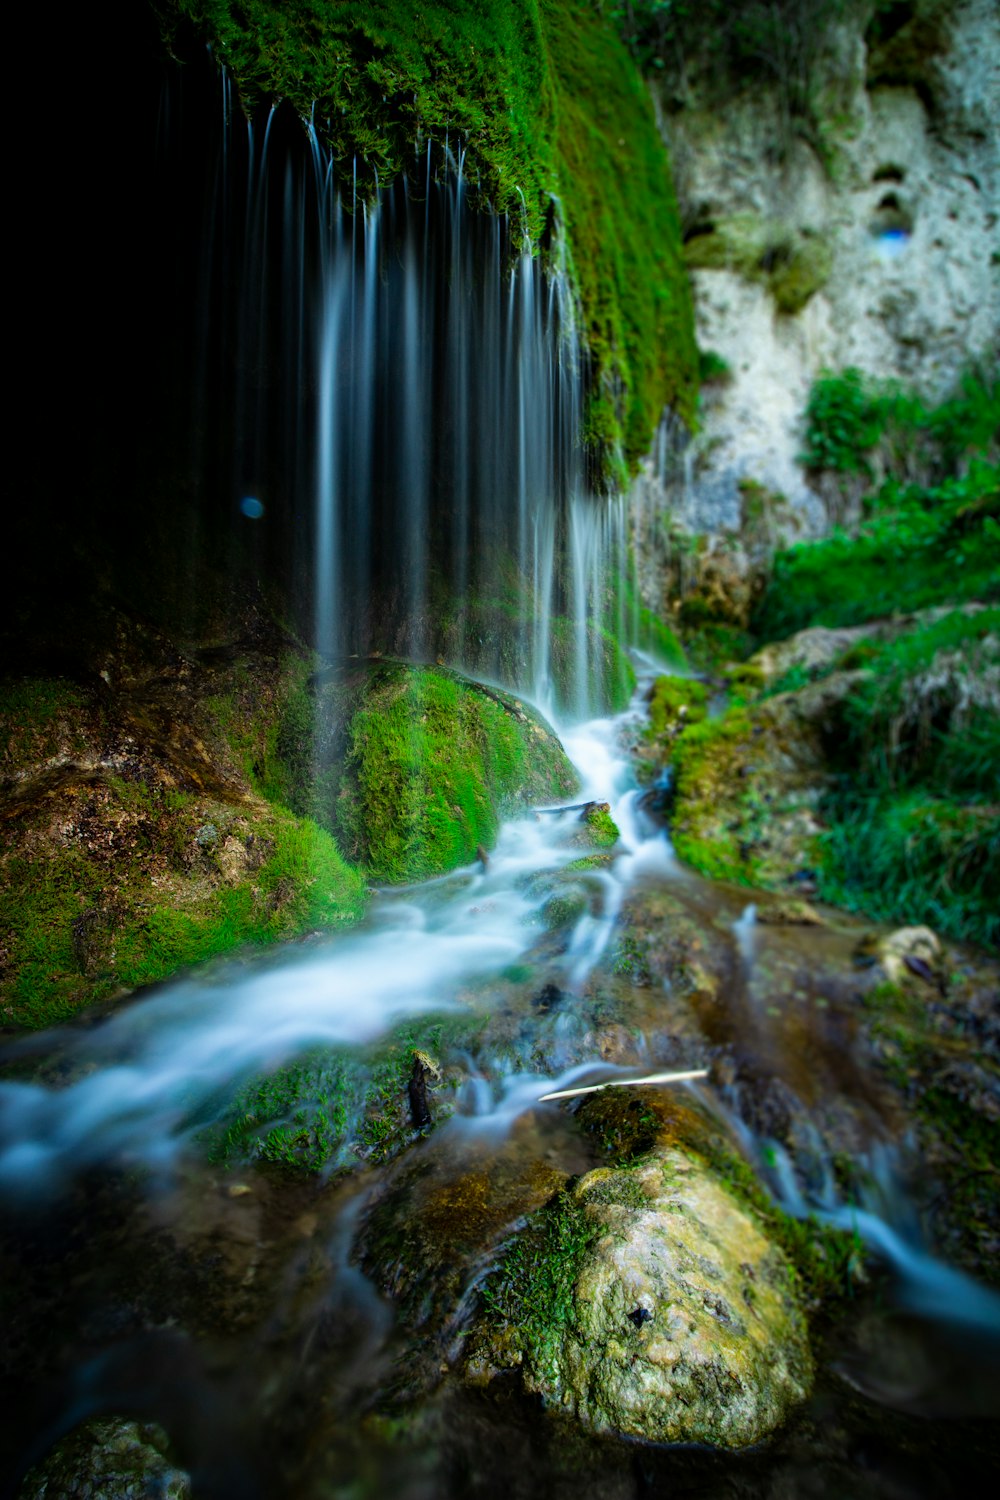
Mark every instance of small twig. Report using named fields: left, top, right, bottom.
left=538, top=1069, right=709, bottom=1103
left=534, top=800, right=610, bottom=816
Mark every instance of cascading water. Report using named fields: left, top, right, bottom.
left=178, top=58, right=633, bottom=720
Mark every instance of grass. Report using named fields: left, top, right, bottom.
left=157, top=0, right=698, bottom=475
left=724, top=368, right=1000, bottom=946
left=754, top=462, right=1000, bottom=640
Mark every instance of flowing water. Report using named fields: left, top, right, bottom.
left=5, top=37, right=998, bottom=1499
left=2, top=668, right=998, bottom=1497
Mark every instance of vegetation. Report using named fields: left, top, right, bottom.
left=332, top=663, right=579, bottom=883
left=612, top=0, right=853, bottom=151
left=157, top=0, right=697, bottom=473
left=661, top=366, right=999, bottom=946
left=208, top=1014, right=481, bottom=1171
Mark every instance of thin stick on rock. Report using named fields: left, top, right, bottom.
left=538, top=1068, right=709, bottom=1103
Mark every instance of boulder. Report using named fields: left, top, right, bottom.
left=470, top=1147, right=813, bottom=1448
left=20, top=1417, right=190, bottom=1500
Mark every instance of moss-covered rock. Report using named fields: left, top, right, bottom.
left=21, top=1418, right=190, bottom=1500
left=470, top=1145, right=813, bottom=1447
left=0, top=642, right=366, bottom=1031
left=666, top=675, right=860, bottom=886
left=684, top=214, right=832, bottom=315
left=324, top=662, right=579, bottom=883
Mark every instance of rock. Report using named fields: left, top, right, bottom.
left=665, top=676, right=864, bottom=887
left=756, top=898, right=825, bottom=927
left=20, top=1417, right=190, bottom=1500
left=861, top=924, right=944, bottom=987
left=644, top=0, right=999, bottom=535
left=470, top=1149, right=813, bottom=1448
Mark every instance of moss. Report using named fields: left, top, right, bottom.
left=209, top=1013, right=483, bottom=1171
left=159, top=0, right=697, bottom=473
left=580, top=1089, right=859, bottom=1313
left=685, top=216, right=831, bottom=314
left=565, top=852, right=615, bottom=873
left=769, top=238, right=833, bottom=315
left=0, top=651, right=369, bottom=1031
left=647, top=674, right=708, bottom=736
left=668, top=708, right=760, bottom=883
left=578, top=805, right=620, bottom=849
left=542, top=887, right=588, bottom=931
left=333, top=662, right=579, bottom=883
left=480, top=1182, right=601, bottom=1378
left=0, top=792, right=365, bottom=1030
left=682, top=621, right=755, bottom=674
left=0, top=676, right=90, bottom=770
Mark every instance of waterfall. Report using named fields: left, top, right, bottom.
left=172, top=59, right=635, bottom=720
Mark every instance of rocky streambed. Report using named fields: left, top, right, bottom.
left=2, top=663, right=999, bottom=1498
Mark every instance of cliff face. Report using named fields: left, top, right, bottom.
left=649, top=0, right=998, bottom=537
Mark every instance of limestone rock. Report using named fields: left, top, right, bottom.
left=643, top=0, right=999, bottom=537
left=474, top=1151, right=813, bottom=1448
left=865, top=924, right=944, bottom=986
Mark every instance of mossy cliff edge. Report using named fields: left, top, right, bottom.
left=156, top=0, right=698, bottom=472
left=0, top=622, right=578, bottom=1031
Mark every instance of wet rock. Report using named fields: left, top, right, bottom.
left=408, top=1049, right=443, bottom=1129
left=756, top=898, right=825, bottom=927
left=859, top=925, right=944, bottom=987
left=20, top=1417, right=190, bottom=1499
left=469, top=1147, right=813, bottom=1447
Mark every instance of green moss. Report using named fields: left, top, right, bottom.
left=208, top=1013, right=483, bottom=1171
left=684, top=216, right=831, bottom=314
left=682, top=621, right=755, bottom=674
left=0, top=676, right=90, bottom=770
left=160, top=0, right=697, bottom=472
left=647, top=674, right=708, bottom=735
left=577, top=805, right=620, bottom=849
left=333, top=663, right=578, bottom=883
left=0, top=650, right=371, bottom=1030
left=0, top=794, right=366, bottom=1030
left=542, top=888, right=588, bottom=931
left=769, top=238, right=833, bottom=315
left=480, top=1183, right=601, bottom=1377
left=666, top=707, right=774, bottom=883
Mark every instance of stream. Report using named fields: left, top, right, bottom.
left=2, top=664, right=998, bottom=1498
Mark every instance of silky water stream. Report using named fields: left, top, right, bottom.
left=1, top=664, right=998, bottom=1498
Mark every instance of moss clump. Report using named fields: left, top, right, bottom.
left=647, top=674, right=708, bottom=735
left=668, top=708, right=760, bottom=882
left=0, top=784, right=365, bottom=1031
left=542, top=887, right=589, bottom=932
left=577, top=804, right=620, bottom=850
left=159, top=0, right=697, bottom=471
left=684, top=216, right=831, bottom=314
left=208, top=1013, right=483, bottom=1172
left=332, top=663, right=579, bottom=883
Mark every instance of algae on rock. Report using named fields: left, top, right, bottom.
left=470, top=1147, right=813, bottom=1448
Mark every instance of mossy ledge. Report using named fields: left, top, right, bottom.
left=156, top=0, right=698, bottom=472
left=0, top=629, right=578, bottom=1028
